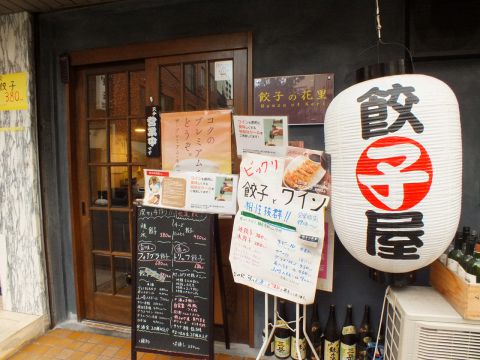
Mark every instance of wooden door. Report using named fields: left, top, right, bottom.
left=75, top=63, right=146, bottom=325
left=72, top=33, right=253, bottom=344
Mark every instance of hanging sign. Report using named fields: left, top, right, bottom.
left=229, top=153, right=330, bottom=304
left=0, top=72, right=28, bottom=111
left=161, top=110, right=232, bottom=174
left=143, top=169, right=238, bottom=215
left=146, top=105, right=160, bottom=157
left=325, top=74, right=462, bottom=273
left=254, top=73, right=334, bottom=125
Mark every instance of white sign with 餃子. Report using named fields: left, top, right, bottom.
left=325, top=74, right=462, bottom=273
left=229, top=153, right=329, bottom=304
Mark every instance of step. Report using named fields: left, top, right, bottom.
left=0, top=310, right=48, bottom=359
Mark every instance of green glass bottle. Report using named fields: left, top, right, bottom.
left=458, top=236, right=475, bottom=280
left=447, top=232, right=463, bottom=273
left=340, top=305, right=356, bottom=360
left=466, top=242, right=480, bottom=284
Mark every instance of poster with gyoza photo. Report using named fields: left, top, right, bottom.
left=143, top=169, right=238, bottom=215
left=233, top=115, right=289, bottom=157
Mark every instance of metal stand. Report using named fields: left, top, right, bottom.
left=256, top=293, right=319, bottom=360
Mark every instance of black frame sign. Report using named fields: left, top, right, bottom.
left=132, top=205, right=214, bottom=359
left=146, top=105, right=160, bottom=157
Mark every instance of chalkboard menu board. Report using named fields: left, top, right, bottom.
left=132, top=206, right=214, bottom=359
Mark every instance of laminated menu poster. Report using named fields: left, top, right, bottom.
left=132, top=206, right=214, bottom=359
left=229, top=153, right=331, bottom=304
left=233, top=115, right=289, bottom=157
left=161, top=110, right=232, bottom=174
left=143, top=169, right=238, bottom=215
left=254, top=73, right=334, bottom=125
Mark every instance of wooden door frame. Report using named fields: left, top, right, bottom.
left=65, top=32, right=254, bottom=345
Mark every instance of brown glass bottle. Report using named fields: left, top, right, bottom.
left=291, top=307, right=307, bottom=359
left=323, top=305, right=339, bottom=360
left=275, top=300, right=291, bottom=359
left=308, top=299, right=322, bottom=360
left=339, top=305, right=356, bottom=360
left=356, top=306, right=372, bottom=360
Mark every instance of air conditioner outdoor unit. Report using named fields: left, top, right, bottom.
left=384, top=286, right=480, bottom=360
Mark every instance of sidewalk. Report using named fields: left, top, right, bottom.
left=8, top=328, right=255, bottom=360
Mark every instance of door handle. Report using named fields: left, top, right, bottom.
left=81, top=201, right=86, bottom=216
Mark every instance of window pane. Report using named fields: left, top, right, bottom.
left=89, top=120, right=107, bottom=163
left=108, top=73, right=128, bottom=116
left=160, top=64, right=181, bottom=112
left=112, top=211, right=130, bottom=253
left=110, top=119, right=128, bottom=163
left=94, top=255, right=112, bottom=294
left=184, top=62, right=207, bottom=110
left=91, top=211, right=109, bottom=250
left=209, top=60, right=233, bottom=109
left=114, top=257, right=132, bottom=296
left=132, top=165, right=145, bottom=201
left=111, top=166, right=129, bottom=207
left=88, top=74, right=107, bottom=118
left=90, top=166, right=108, bottom=206
left=131, top=118, right=146, bottom=163
left=129, top=71, right=145, bottom=116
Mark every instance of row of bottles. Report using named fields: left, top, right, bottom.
left=265, top=299, right=382, bottom=360
left=442, top=226, right=480, bottom=283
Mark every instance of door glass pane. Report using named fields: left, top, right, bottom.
left=209, top=60, right=234, bottom=109
left=94, top=255, right=112, bottom=294
left=111, top=166, right=129, bottom=207
left=112, top=211, right=130, bottom=252
left=160, top=64, right=181, bottom=112
left=114, top=257, right=132, bottom=296
left=108, top=73, right=128, bottom=116
left=89, top=120, right=107, bottom=163
left=88, top=74, right=107, bottom=118
left=132, top=165, right=145, bottom=201
left=184, top=62, right=207, bottom=110
left=110, top=119, right=128, bottom=163
left=131, top=118, right=146, bottom=163
left=91, top=210, right=109, bottom=250
left=129, top=71, right=146, bottom=116
left=90, top=166, right=108, bottom=206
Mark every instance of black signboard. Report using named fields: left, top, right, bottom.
left=146, top=105, right=160, bottom=157
left=132, top=205, right=214, bottom=359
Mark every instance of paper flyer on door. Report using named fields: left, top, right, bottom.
left=143, top=169, right=238, bottom=215
left=229, top=153, right=330, bottom=304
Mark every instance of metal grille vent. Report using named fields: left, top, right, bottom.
left=416, top=325, right=480, bottom=360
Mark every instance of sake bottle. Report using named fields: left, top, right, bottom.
left=356, top=306, right=372, bottom=360
left=447, top=232, right=463, bottom=273
left=339, top=305, right=356, bottom=360
left=263, top=317, right=275, bottom=356
left=291, top=307, right=307, bottom=359
left=323, top=305, right=339, bottom=360
left=308, top=299, right=322, bottom=360
left=275, top=300, right=291, bottom=359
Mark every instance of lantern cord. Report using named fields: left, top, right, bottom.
left=358, top=0, right=416, bottom=73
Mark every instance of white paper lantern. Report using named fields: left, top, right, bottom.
left=325, top=74, right=462, bottom=273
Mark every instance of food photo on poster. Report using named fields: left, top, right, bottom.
left=325, top=74, right=462, bottom=273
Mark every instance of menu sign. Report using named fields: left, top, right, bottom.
left=132, top=206, right=214, bottom=359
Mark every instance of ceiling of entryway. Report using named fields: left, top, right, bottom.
left=0, top=0, right=123, bottom=15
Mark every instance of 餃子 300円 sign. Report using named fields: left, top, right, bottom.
left=325, top=74, right=462, bottom=273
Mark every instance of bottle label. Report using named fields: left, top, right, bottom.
left=324, top=339, right=339, bottom=360
left=458, top=265, right=466, bottom=280
left=341, top=325, right=356, bottom=335
left=291, top=337, right=307, bottom=359
left=447, top=258, right=459, bottom=272
left=340, top=343, right=356, bottom=360
left=466, top=272, right=477, bottom=283
left=275, top=336, right=291, bottom=358
left=361, top=336, right=372, bottom=344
